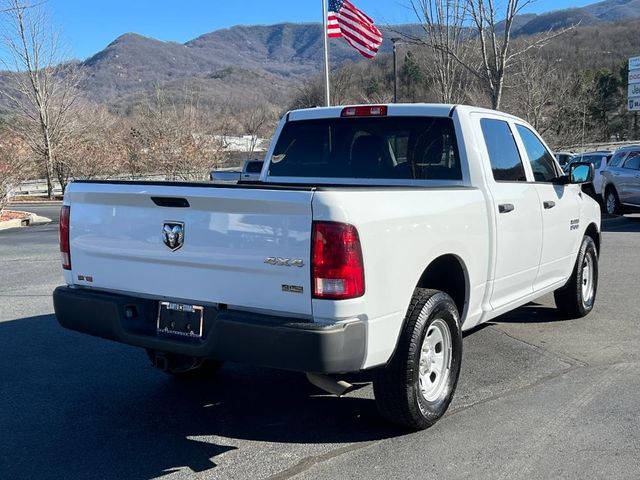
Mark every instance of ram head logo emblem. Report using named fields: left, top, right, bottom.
left=162, top=222, right=185, bottom=251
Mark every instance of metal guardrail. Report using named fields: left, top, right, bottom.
left=558, top=140, right=640, bottom=153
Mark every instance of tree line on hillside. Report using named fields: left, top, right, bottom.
left=1, top=0, right=639, bottom=207
left=292, top=1, right=638, bottom=148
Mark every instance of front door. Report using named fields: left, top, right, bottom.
left=513, top=124, right=582, bottom=289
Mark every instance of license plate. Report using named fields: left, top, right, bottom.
left=156, top=302, right=204, bottom=338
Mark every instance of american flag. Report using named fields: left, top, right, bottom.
left=327, top=0, right=383, bottom=59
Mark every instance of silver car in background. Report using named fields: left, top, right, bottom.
left=601, top=145, right=640, bottom=215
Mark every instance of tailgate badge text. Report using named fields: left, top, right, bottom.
left=265, top=257, right=305, bottom=267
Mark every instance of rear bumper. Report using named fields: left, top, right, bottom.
left=53, top=286, right=366, bottom=374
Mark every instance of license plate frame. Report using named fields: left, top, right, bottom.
left=156, top=302, right=204, bottom=338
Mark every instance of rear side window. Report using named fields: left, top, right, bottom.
left=608, top=151, right=627, bottom=167
left=269, top=116, right=461, bottom=180
left=585, top=155, right=602, bottom=170
left=623, top=151, right=640, bottom=170
left=516, top=125, right=558, bottom=182
left=480, top=119, right=526, bottom=182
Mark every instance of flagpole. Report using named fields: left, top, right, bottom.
left=322, top=0, right=331, bottom=106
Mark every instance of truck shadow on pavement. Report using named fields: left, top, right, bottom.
left=492, top=302, right=567, bottom=324
left=601, top=214, right=640, bottom=233
left=0, top=314, right=402, bottom=480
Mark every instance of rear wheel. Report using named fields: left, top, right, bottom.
left=554, top=235, right=598, bottom=319
left=605, top=188, right=621, bottom=215
left=146, top=349, right=223, bottom=378
left=373, top=289, right=462, bottom=430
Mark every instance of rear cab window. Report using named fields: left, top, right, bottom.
left=268, top=116, right=462, bottom=182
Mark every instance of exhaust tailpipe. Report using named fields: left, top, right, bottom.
left=306, top=373, right=353, bottom=397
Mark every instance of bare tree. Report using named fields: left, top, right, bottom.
left=0, top=0, right=82, bottom=197
left=240, top=105, right=271, bottom=154
left=463, top=0, right=573, bottom=109
left=407, top=0, right=573, bottom=109
left=0, top=128, right=35, bottom=211
left=132, top=85, right=225, bottom=181
left=408, top=0, right=471, bottom=103
left=505, top=55, right=561, bottom=132
left=56, top=104, right=125, bottom=182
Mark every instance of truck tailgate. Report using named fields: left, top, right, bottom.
left=65, top=182, right=314, bottom=316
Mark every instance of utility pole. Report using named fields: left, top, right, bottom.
left=391, top=37, right=400, bottom=103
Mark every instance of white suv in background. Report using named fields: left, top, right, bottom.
left=569, top=151, right=612, bottom=197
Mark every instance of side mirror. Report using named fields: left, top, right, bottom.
left=569, top=161, right=594, bottom=184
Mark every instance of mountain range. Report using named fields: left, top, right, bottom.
left=2, top=0, right=640, bottom=111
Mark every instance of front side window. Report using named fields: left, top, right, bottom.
left=480, top=119, right=526, bottom=182
left=269, top=116, right=461, bottom=181
left=516, top=125, right=558, bottom=182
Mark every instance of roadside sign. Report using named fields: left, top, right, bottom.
left=629, top=83, right=640, bottom=98
left=628, top=98, right=640, bottom=111
left=628, top=57, right=640, bottom=110
left=629, top=69, right=640, bottom=84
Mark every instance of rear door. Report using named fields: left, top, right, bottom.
left=513, top=124, right=581, bottom=289
left=616, top=151, right=640, bottom=203
left=620, top=152, right=640, bottom=205
left=475, top=115, right=543, bottom=309
left=591, top=154, right=608, bottom=195
left=603, top=150, right=628, bottom=199
left=66, top=182, right=315, bottom=316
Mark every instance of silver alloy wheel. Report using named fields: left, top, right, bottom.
left=606, top=192, right=617, bottom=215
left=581, top=253, right=595, bottom=305
left=418, top=318, right=452, bottom=402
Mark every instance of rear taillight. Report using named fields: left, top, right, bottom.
left=59, top=206, right=71, bottom=270
left=312, top=221, right=365, bottom=300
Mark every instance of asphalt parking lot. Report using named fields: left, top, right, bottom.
left=1, top=205, right=639, bottom=480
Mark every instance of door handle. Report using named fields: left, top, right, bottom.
left=498, top=203, right=515, bottom=214
left=543, top=201, right=556, bottom=209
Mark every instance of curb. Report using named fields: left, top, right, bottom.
left=0, top=210, right=52, bottom=231
left=8, top=200, right=63, bottom=206
left=0, top=218, right=26, bottom=231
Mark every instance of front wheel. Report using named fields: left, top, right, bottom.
left=554, top=235, right=598, bottom=318
left=373, top=289, right=462, bottom=430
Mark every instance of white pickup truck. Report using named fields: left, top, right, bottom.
left=54, top=104, right=601, bottom=430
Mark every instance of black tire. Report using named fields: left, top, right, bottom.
left=605, top=188, right=621, bottom=215
left=146, top=349, right=223, bottom=378
left=373, top=288, right=462, bottom=430
left=554, top=235, right=598, bottom=319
